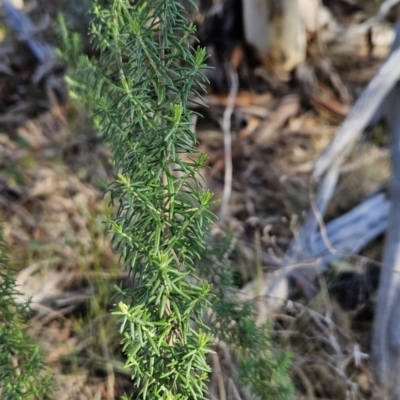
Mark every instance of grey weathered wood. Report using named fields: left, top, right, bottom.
left=242, top=188, right=390, bottom=311
left=310, top=190, right=389, bottom=266
left=289, top=18, right=400, bottom=282
left=251, top=19, right=400, bottom=312
left=313, top=42, right=400, bottom=180
left=372, top=82, right=400, bottom=399
left=1, top=0, right=55, bottom=62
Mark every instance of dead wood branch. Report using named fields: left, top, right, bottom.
left=1, top=0, right=55, bottom=62
left=243, top=21, right=400, bottom=309
left=372, top=81, right=400, bottom=399
left=241, top=189, right=389, bottom=311
left=313, top=39, right=400, bottom=180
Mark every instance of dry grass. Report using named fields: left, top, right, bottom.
left=0, top=100, right=134, bottom=397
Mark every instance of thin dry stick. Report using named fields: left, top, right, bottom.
left=100, top=328, right=115, bottom=400
left=293, top=365, right=315, bottom=400
left=254, top=227, right=263, bottom=295
left=293, top=302, right=352, bottom=340
left=211, top=353, right=227, bottom=400
left=219, top=67, right=239, bottom=221
left=269, top=259, right=322, bottom=281
left=310, top=195, right=336, bottom=254
left=228, top=379, right=243, bottom=400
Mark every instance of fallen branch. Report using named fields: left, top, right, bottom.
left=372, top=81, right=400, bottom=398
left=241, top=188, right=390, bottom=309
left=313, top=37, right=400, bottom=179
left=1, top=0, right=55, bottom=62
left=247, top=19, right=400, bottom=304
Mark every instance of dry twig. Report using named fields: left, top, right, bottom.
left=219, top=67, right=239, bottom=221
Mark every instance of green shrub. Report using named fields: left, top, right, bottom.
left=201, top=233, right=294, bottom=399
left=60, top=0, right=294, bottom=398
left=0, top=230, right=52, bottom=400
left=69, top=0, right=214, bottom=398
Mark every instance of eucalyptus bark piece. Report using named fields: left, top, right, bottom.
left=254, top=95, right=301, bottom=145
left=242, top=0, right=306, bottom=75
